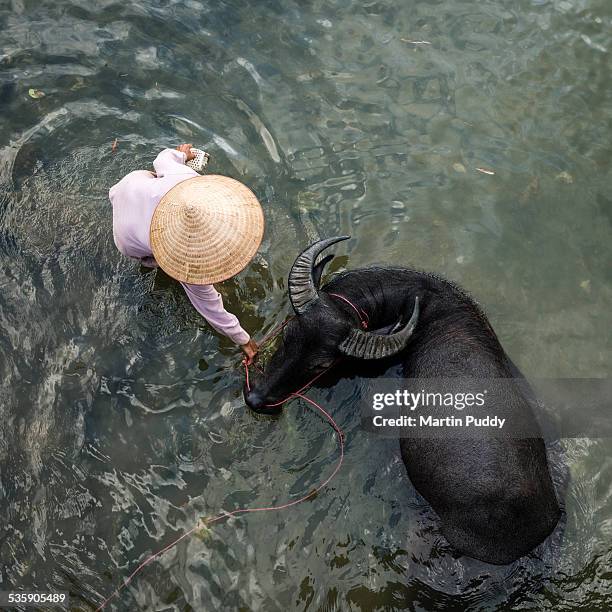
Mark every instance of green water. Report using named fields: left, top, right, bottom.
left=1, top=0, right=611, bottom=609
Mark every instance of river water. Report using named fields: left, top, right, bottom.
left=1, top=0, right=611, bottom=610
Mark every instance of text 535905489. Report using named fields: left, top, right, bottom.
left=0, top=591, right=69, bottom=608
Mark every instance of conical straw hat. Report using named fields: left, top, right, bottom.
left=150, top=175, right=264, bottom=285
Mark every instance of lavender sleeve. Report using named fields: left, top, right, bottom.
left=153, top=148, right=199, bottom=178
left=181, top=282, right=250, bottom=346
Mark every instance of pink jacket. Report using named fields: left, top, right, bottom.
left=109, top=148, right=250, bottom=346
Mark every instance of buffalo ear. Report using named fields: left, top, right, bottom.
left=371, top=320, right=403, bottom=335
left=312, top=254, right=334, bottom=289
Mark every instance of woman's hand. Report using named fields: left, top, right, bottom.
left=241, top=339, right=259, bottom=365
left=176, top=143, right=196, bottom=162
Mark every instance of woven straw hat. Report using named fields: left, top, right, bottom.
left=150, top=175, right=264, bottom=284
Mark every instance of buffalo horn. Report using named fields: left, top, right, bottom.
left=288, top=235, right=350, bottom=314
left=339, top=297, right=420, bottom=359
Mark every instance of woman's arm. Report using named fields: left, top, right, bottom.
left=181, top=282, right=257, bottom=360
left=152, top=144, right=199, bottom=178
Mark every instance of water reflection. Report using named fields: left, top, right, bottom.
left=1, top=0, right=611, bottom=609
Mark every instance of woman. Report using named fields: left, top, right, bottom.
left=109, top=144, right=261, bottom=363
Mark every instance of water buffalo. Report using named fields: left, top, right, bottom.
left=244, top=236, right=561, bottom=565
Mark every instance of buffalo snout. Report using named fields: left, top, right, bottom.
left=244, top=386, right=283, bottom=414
left=244, top=388, right=265, bottom=411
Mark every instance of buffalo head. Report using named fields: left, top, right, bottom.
left=244, top=236, right=419, bottom=412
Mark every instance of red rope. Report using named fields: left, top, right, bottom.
left=94, top=390, right=344, bottom=611
left=328, top=292, right=369, bottom=329
left=94, top=297, right=359, bottom=611
left=245, top=358, right=340, bottom=407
